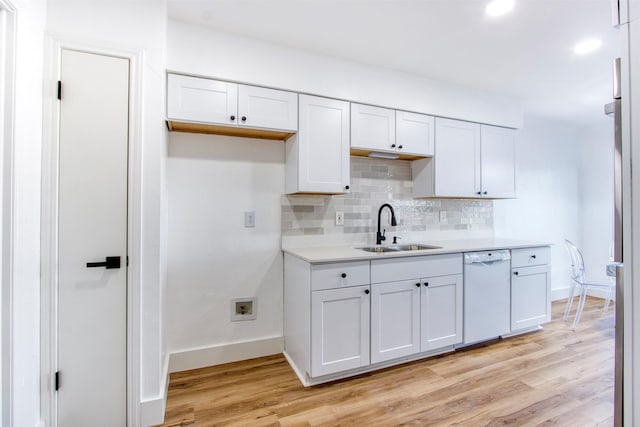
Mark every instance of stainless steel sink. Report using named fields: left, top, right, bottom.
left=357, top=244, right=442, bottom=253
left=388, top=244, right=442, bottom=251
left=358, top=246, right=397, bottom=253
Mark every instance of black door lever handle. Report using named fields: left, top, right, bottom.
left=86, top=256, right=121, bottom=269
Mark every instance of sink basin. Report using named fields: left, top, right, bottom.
left=358, top=246, right=397, bottom=253
left=357, top=244, right=442, bottom=253
left=388, top=244, right=442, bottom=251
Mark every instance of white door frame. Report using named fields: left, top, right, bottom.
left=0, top=1, right=16, bottom=426
left=41, top=37, right=143, bottom=427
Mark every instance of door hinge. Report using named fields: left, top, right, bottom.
left=126, top=256, right=129, bottom=267
left=57, top=81, right=62, bottom=100
left=54, top=371, right=60, bottom=391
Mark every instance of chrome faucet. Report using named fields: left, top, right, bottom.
left=376, top=204, right=397, bottom=245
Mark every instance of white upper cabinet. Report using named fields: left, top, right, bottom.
left=412, top=118, right=516, bottom=198
left=350, top=103, right=396, bottom=152
left=167, top=73, right=298, bottom=134
left=351, top=104, right=434, bottom=158
left=480, top=124, right=516, bottom=198
left=286, top=95, right=350, bottom=194
left=396, top=111, right=435, bottom=156
left=167, top=74, right=238, bottom=125
left=238, top=85, right=298, bottom=131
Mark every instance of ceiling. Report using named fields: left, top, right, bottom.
left=168, top=0, right=620, bottom=127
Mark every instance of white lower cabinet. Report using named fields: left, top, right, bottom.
left=371, top=280, right=421, bottom=363
left=311, top=285, right=371, bottom=376
left=511, top=247, right=551, bottom=331
left=421, top=274, right=463, bottom=351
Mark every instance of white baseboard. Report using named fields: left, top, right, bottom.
left=551, top=286, right=614, bottom=302
left=169, top=336, right=284, bottom=373
left=140, top=353, right=170, bottom=427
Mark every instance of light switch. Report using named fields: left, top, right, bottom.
left=440, top=211, right=446, bottom=222
left=244, top=211, right=255, bottom=228
left=335, top=211, right=344, bottom=226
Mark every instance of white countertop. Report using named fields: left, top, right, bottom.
left=282, top=238, right=551, bottom=263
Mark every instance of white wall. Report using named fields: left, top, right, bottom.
left=494, top=115, right=584, bottom=299
left=10, top=1, right=46, bottom=426
left=45, top=0, right=168, bottom=424
left=166, top=133, right=284, bottom=369
left=166, top=19, right=524, bottom=129
left=579, top=120, right=615, bottom=283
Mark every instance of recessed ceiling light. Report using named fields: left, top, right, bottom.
left=485, top=0, right=515, bottom=17
left=573, top=38, right=603, bottom=55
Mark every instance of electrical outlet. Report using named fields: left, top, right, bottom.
left=244, top=211, right=255, bottom=228
left=231, top=297, right=257, bottom=321
left=335, top=211, right=344, bottom=226
left=440, top=211, right=447, bottom=222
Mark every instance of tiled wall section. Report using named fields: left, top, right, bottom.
left=282, top=157, right=493, bottom=236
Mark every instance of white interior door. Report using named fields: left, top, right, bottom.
left=57, top=49, right=129, bottom=426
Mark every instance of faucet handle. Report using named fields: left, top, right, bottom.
left=381, top=229, right=386, bottom=242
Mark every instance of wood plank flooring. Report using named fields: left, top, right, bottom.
left=158, top=298, right=614, bottom=426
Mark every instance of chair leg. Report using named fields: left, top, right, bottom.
left=603, top=286, right=613, bottom=313
left=563, top=283, right=577, bottom=321
left=572, top=286, right=588, bottom=330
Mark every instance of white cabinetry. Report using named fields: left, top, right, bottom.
left=412, top=118, right=516, bottom=198
left=511, top=247, right=551, bottom=331
left=167, top=73, right=298, bottom=138
left=421, top=274, right=463, bottom=351
left=351, top=103, right=434, bottom=158
left=370, top=253, right=463, bottom=359
left=371, top=280, right=421, bottom=363
left=286, top=95, right=350, bottom=194
left=351, top=103, right=396, bottom=152
left=284, top=255, right=370, bottom=382
left=311, top=285, right=370, bottom=376
left=396, top=110, right=435, bottom=156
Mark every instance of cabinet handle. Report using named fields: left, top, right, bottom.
left=423, top=282, right=429, bottom=287
left=341, top=273, right=347, bottom=278
left=415, top=283, right=421, bottom=288
left=476, top=191, right=482, bottom=195
left=391, top=144, right=396, bottom=148
left=513, top=271, right=519, bottom=276
left=345, top=185, right=350, bottom=190
left=483, top=191, right=488, bottom=195
left=398, top=145, right=403, bottom=149
left=241, top=116, right=247, bottom=122
left=531, top=255, right=537, bottom=259
left=364, top=289, right=370, bottom=295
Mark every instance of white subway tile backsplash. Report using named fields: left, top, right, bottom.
left=281, top=157, right=493, bottom=239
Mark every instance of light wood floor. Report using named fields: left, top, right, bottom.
left=158, top=298, right=615, bottom=426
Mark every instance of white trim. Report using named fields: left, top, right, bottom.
left=0, top=1, right=16, bottom=426
left=551, top=286, right=571, bottom=301
left=168, top=336, right=284, bottom=373
left=139, top=354, right=169, bottom=427
left=40, top=36, right=143, bottom=427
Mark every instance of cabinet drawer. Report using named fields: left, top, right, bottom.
left=511, top=247, right=550, bottom=268
left=371, top=253, right=463, bottom=283
left=311, top=261, right=370, bottom=291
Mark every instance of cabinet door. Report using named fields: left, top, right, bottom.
left=167, top=74, right=237, bottom=125
left=371, top=280, right=420, bottom=364
left=434, top=118, right=481, bottom=197
left=421, top=274, right=463, bottom=351
left=293, top=95, right=350, bottom=194
left=396, top=111, right=435, bottom=156
left=238, top=85, right=298, bottom=131
left=311, top=285, right=370, bottom=377
left=350, top=103, right=396, bottom=152
left=480, top=125, right=516, bottom=198
left=511, top=265, right=550, bottom=331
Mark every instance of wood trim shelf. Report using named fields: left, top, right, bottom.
left=166, top=120, right=296, bottom=141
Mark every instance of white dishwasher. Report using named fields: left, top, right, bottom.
left=463, top=250, right=511, bottom=344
